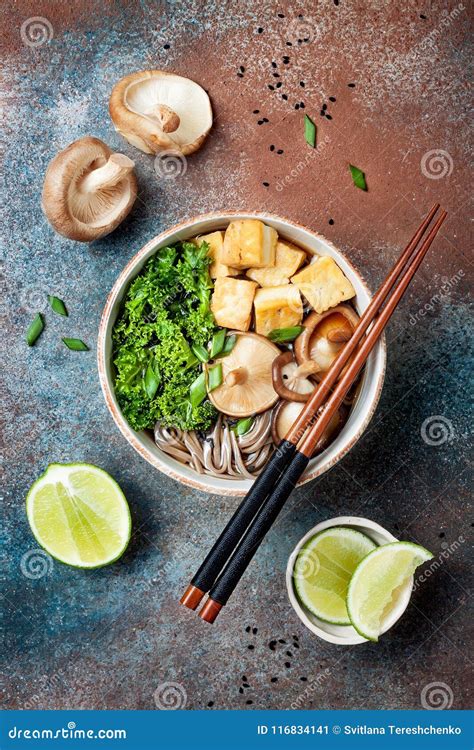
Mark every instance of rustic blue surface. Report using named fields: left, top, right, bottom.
left=1, top=0, right=472, bottom=712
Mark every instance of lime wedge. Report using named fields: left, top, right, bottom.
left=26, top=463, right=131, bottom=568
left=347, top=541, right=433, bottom=641
left=293, top=527, right=377, bottom=624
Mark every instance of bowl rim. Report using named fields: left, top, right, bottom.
left=285, top=516, right=414, bottom=645
left=97, top=210, right=386, bottom=496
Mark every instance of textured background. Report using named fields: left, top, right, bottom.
left=1, top=0, right=472, bottom=712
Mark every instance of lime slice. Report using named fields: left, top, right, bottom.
left=26, top=463, right=131, bottom=568
left=293, top=527, right=377, bottom=624
left=347, top=542, right=433, bottom=641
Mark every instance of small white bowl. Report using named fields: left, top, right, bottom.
left=98, top=212, right=386, bottom=496
left=286, top=516, right=413, bottom=645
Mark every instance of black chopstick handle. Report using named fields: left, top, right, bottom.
left=209, top=450, right=309, bottom=606
left=191, top=439, right=296, bottom=592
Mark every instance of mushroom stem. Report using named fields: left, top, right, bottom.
left=293, top=361, right=321, bottom=378
left=225, top=367, right=247, bottom=387
left=79, top=153, right=135, bottom=193
left=146, top=103, right=181, bottom=133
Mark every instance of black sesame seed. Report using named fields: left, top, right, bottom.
left=163, top=43, right=170, bottom=49
left=334, top=0, right=339, bottom=5
left=300, top=81, right=305, bottom=87
left=278, top=639, right=286, bottom=644
left=263, top=117, right=269, bottom=122
left=245, top=625, right=251, bottom=633
left=269, top=640, right=277, bottom=650
left=257, top=27, right=263, bottom=33
left=293, top=635, right=299, bottom=640
left=237, top=73, right=244, bottom=78
left=329, top=96, right=336, bottom=102
left=243, top=682, right=250, bottom=688
left=348, top=82, right=356, bottom=87
left=297, top=39, right=302, bottom=44
left=276, top=82, right=282, bottom=88
left=246, top=700, right=253, bottom=705
left=268, top=85, right=275, bottom=90
left=326, top=114, right=332, bottom=120
left=293, top=642, right=300, bottom=648
left=278, top=13, right=285, bottom=18
left=271, top=677, right=278, bottom=683
left=295, top=103, right=300, bottom=110
left=277, top=149, right=283, bottom=154
left=286, top=41, right=293, bottom=46
left=300, top=102, right=305, bottom=108
left=273, top=72, right=280, bottom=78
left=262, top=182, right=270, bottom=187
left=300, top=676, right=308, bottom=682
left=239, top=687, right=244, bottom=694
left=253, top=109, right=260, bottom=114
left=253, top=627, right=258, bottom=634
left=420, top=14, right=427, bottom=19
left=248, top=644, right=255, bottom=649
left=303, top=37, right=309, bottom=42
left=322, top=103, right=327, bottom=110
left=282, top=94, right=288, bottom=101
left=439, top=532, right=445, bottom=538
left=283, top=60, right=290, bottom=65
left=285, top=661, right=291, bottom=668
left=257, top=120, right=263, bottom=125
left=320, top=110, right=325, bottom=116
left=242, top=675, right=248, bottom=681
left=286, top=651, right=292, bottom=657
left=240, top=65, right=245, bottom=72
left=270, top=145, right=275, bottom=151
left=271, top=61, right=277, bottom=68
left=207, top=700, right=214, bottom=707
left=329, top=218, right=334, bottom=225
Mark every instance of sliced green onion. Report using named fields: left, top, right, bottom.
left=191, top=343, right=209, bottom=363
left=349, top=164, right=367, bottom=190
left=304, top=114, right=316, bottom=148
left=210, top=328, right=227, bottom=358
left=268, top=326, right=304, bottom=343
left=48, top=295, right=68, bottom=317
left=144, top=362, right=160, bottom=399
left=190, top=371, right=207, bottom=408
left=62, top=338, right=89, bottom=351
left=232, top=417, right=254, bottom=436
left=217, top=334, right=237, bottom=357
left=207, top=363, right=223, bottom=392
left=26, top=313, right=44, bottom=346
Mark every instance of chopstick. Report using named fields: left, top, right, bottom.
left=180, top=204, right=441, bottom=611
left=198, top=208, right=447, bottom=623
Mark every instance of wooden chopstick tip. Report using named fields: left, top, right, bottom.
left=199, top=598, right=223, bottom=624
left=180, top=584, right=206, bottom=610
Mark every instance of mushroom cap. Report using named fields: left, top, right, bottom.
left=295, top=304, right=360, bottom=380
left=208, top=332, right=280, bottom=418
left=272, top=351, right=317, bottom=402
left=109, top=70, right=213, bottom=155
left=41, top=136, right=137, bottom=242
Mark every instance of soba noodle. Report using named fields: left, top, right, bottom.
left=154, top=413, right=274, bottom=480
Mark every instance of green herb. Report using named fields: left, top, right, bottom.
left=268, top=326, right=304, bottom=343
left=48, top=295, right=68, bottom=317
left=144, top=362, right=160, bottom=399
left=210, top=328, right=227, bottom=358
left=190, top=371, right=207, bottom=408
left=232, top=417, right=254, bottom=436
left=349, top=164, right=367, bottom=190
left=304, top=115, right=316, bottom=148
left=216, top=334, right=237, bottom=357
left=207, top=363, right=223, bottom=392
left=26, top=313, right=44, bottom=346
left=62, top=338, right=89, bottom=351
left=112, top=240, right=217, bottom=431
left=191, top=343, right=209, bottom=363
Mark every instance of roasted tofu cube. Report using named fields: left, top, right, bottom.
left=221, top=220, right=277, bottom=269
left=291, top=256, right=355, bottom=313
left=274, top=240, right=307, bottom=277
left=254, top=285, right=303, bottom=336
left=246, top=267, right=290, bottom=287
left=195, top=231, right=238, bottom=279
left=211, top=277, right=257, bottom=331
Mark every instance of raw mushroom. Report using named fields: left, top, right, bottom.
left=272, top=351, right=318, bottom=402
left=207, top=332, right=280, bottom=418
left=295, top=304, right=360, bottom=381
left=271, top=401, right=347, bottom=455
left=109, top=70, right=213, bottom=155
left=41, top=136, right=137, bottom=242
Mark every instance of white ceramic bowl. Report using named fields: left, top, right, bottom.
left=98, top=212, right=386, bottom=496
left=286, top=516, right=414, bottom=645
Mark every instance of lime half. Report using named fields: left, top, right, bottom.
left=293, top=527, right=377, bottom=624
left=347, top=541, right=433, bottom=641
left=26, top=463, right=131, bottom=568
